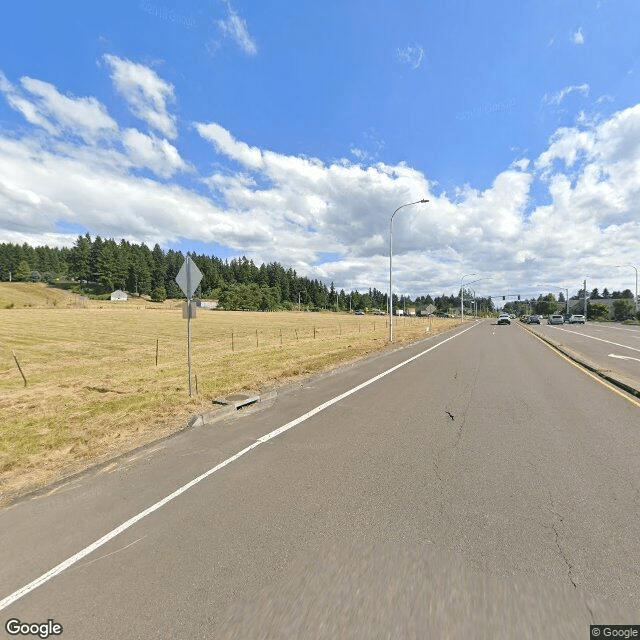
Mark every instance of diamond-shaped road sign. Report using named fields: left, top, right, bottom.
left=176, top=256, right=203, bottom=300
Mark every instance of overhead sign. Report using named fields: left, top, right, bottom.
left=176, top=256, right=203, bottom=300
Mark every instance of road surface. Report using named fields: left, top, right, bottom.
left=524, top=320, right=640, bottom=394
left=1, top=319, right=639, bottom=639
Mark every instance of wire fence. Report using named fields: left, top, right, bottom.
left=190, top=315, right=446, bottom=353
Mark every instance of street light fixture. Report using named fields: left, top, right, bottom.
left=389, top=199, right=429, bottom=342
left=460, top=273, right=478, bottom=320
left=616, top=264, right=639, bottom=314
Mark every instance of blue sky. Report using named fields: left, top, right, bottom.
left=1, top=0, right=640, bottom=300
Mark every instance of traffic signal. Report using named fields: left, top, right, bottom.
left=518, top=295, right=521, bottom=300
left=503, top=296, right=505, bottom=300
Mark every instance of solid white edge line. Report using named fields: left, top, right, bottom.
left=0, top=321, right=479, bottom=612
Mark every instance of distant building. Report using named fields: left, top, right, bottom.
left=110, top=290, right=128, bottom=301
left=407, top=307, right=417, bottom=316
left=195, top=299, right=219, bottom=309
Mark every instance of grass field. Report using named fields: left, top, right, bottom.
left=0, top=283, right=460, bottom=502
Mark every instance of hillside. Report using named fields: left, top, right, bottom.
left=0, top=282, right=82, bottom=309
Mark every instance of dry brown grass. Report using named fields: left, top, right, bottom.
left=0, top=285, right=460, bottom=502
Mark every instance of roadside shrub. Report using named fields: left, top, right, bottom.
left=151, top=285, right=167, bottom=302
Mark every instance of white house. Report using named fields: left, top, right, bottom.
left=110, top=289, right=128, bottom=301
left=195, top=299, right=219, bottom=309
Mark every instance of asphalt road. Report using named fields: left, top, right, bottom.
left=522, top=321, right=640, bottom=394
left=1, top=319, right=639, bottom=639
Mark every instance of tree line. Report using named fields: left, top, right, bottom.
left=0, top=236, right=496, bottom=313
left=502, top=289, right=639, bottom=321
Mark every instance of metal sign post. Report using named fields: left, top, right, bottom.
left=176, top=255, right=203, bottom=397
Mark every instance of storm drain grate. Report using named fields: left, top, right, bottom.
left=213, top=393, right=261, bottom=410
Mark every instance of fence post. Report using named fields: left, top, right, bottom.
left=12, top=350, right=27, bottom=387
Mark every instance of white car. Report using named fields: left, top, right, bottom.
left=568, top=314, right=586, bottom=324
left=497, top=313, right=511, bottom=325
left=548, top=314, right=564, bottom=325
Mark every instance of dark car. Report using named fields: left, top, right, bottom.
left=528, top=314, right=541, bottom=324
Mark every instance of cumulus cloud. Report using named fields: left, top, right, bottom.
left=216, top=1, right=258, bottom=56
left=103, top=54, right=177, bottom=139
left=0, top=72, right=117, bottom=141
left=122, top=128, right=188, bottom=178
left=1, top=61, right=640, bottom=297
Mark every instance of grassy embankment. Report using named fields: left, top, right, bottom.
left=0, top=282, right=460, bottom=501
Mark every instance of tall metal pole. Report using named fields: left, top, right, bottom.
left=389, top=199, right=428, bottom=342
left=460, top=273, right=478, bottom=320
left=583, top=279, right=587, bottom=316
left=618, top=265, right=639, bottom=313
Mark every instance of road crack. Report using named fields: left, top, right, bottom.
left=547, top=493, right=578, bottom=589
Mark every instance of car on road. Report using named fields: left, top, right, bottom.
left=568, top=314, right=586, bottom=324
left=497, top=313, right=511, bottom=325
left=354, top=310, right=365, bottom=315
left=548, top=314, right=564, bottom=325
left=520, top=315, right=529, bottom=323
left=528, top=314, right=541, bottom=324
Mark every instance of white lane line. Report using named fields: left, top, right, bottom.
left=558, top=328, right=640, bottom=354
left=0, top=322, right=479, bottom=612
left=600, top=325, right=640, bottom=335
left=609, top=353, right=640, bottom=364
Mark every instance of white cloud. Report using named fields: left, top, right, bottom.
left=572, top=27, right=585, bottom=44
left=21, top=77, right=118, bottom=142
left=196, top=122, right=263, bottom=169
left=0, top=71, right=118, bottom=141
left=217, top=1, right=258, bottom=56
left=2, top=60, right=640, bottom=298
left=103, top=54, right=177, bottom=139
left=122, top=128, right=188, bottom=178
left=543, top=83, right=590, bottom=106
left=396, top=44, right=425, bottom=70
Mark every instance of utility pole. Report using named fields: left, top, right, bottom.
left=583, top=279, right=587, bottom=316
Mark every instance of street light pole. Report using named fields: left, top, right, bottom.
left=389, top=199, right=429, bottom=342
left=616, top=264, right=639, bottom=314
left=460, top=273, right=478, bottom=320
